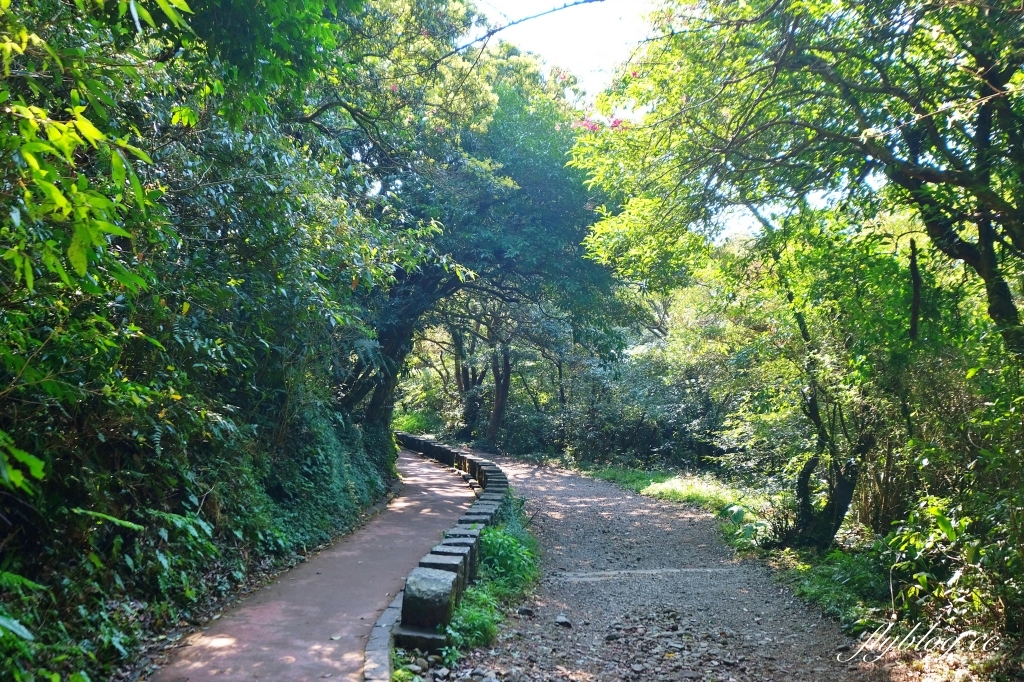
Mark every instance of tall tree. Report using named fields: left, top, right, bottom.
left=573, top=0, right=1024, bottom=356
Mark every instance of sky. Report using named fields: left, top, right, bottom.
left=472, top=0, right=656, bottom=99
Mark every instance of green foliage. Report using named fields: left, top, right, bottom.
left=391, top=667, right=417, bottom=682
left=0, top=1, right=533, bottom=679
left=777, top=549, right=891, bottom=634
left=444, top=586, right=501, bottom=650
left=392, top=409, right=442, bottom=435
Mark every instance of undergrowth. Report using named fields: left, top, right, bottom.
left=1, top=413, right=393, bottom=682
left=392, top=409, right=442, bottom=436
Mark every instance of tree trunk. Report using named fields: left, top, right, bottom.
left=484, top=346, right=511, bottom=444
left=889, top=98, right=1024, bottom=358
left=909, top=238, right=922, bottom=341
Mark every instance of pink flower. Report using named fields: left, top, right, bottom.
left=390, top=84, right=399, bottom=93
left=571, top=119, right=600, bottom=132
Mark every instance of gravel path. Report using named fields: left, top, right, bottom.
left=465, top=458, right=901, bottom=682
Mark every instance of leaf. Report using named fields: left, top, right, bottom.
left=34, top=179, right=70, bottom=211
left=22, top=253, right=33, bottom=291
left=132, top=0, right=155, bottom=27
left=5, top=443, right=44, bottom=479
left=68, top=225, right=90, bottom=276
left=73, top=113, right=105, bottom=146
left=932, top=511, right=957, bottom=542
left=126, top=161, right=146, bottom=213
left=93, top=220, right=131, bottom=238
left=965, top=367, right=980, bottom=379
left=21, top=141, right=59, bottom=155
left=111, top=149, right=126, bottom=189
left=0, top=615, right=34, bottom=641
left=117, top=141, right=153, bottom=164
left=171, top=106, right=197, bottom=127
left=72, top=507, right=145, bottom=531
left=719, top=504, right=746, bottom=524
left=154, top=0, right=186, bottom=27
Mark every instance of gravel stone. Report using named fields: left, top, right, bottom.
left=457, top=456, right=964, bottom=682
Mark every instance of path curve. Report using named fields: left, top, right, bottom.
left=150, top=450, right=475, bottom=682
left=466, top=457, right=898, bottom=682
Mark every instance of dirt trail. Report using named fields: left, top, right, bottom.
left=466, top=457, right=903, bottom=682
left=149, top=450, right=474, bottom=682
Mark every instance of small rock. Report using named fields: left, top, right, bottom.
left=630, top=663, right=644, bottom=673
left=836, top=643, right=851, bottom=652
left=415, top=657, right=429, bottom=670
left=406, top=664, right=423, bottom=674
left=517, top=607, right=534, bottom=617
left=436, top=667, right=450, bottom=679
left=555, top=614, right=572, bottom=628
left=605, top=632, right=621, bottom=642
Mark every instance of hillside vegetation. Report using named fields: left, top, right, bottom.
left=3, top=0, right=1024, bottom=678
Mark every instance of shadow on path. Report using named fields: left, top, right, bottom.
left=150, top=451, right=474, bottom=682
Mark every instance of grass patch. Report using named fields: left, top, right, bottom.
left=771, top=548, right=890, bottom=633
left=443, top=494, right=538, bottom=662
left=392, top=409, right=441, bottom=435
left=589, top=466, right=766, bottom=518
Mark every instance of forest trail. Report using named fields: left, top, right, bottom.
left=468, top=457, right=901, bottom=682
left=148, top=451, right=475, bottom=682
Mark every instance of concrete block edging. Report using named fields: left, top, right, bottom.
left=362, top=433, right=511, bottom=680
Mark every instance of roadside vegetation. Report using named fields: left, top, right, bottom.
left=396, top=1, right=1024, bottom=673
left=1, top=2, right=599, bottom=680
left=4, top=0, right=1024, bottom=678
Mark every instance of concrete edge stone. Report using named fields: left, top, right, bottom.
left=389, top=433, right=513, bottom=659
left=363, top=592, right=402, bottom=681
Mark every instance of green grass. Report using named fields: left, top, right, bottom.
left=392, top=409, right=441, bottom=434
left=772, top=548, right=890, bottom=634
left=589, top=467, right=765, bottom=515
left=442, top=494, right=538, bottom=662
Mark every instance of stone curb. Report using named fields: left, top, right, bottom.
left=363, top=592, right=402, bottom=681
left=362, top=433, right=511, bottom=677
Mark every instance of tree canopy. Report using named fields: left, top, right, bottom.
left=4, top=0, right=1024, bottom=677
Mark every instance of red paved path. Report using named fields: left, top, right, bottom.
left=151, top=451, right=474, bottom=681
